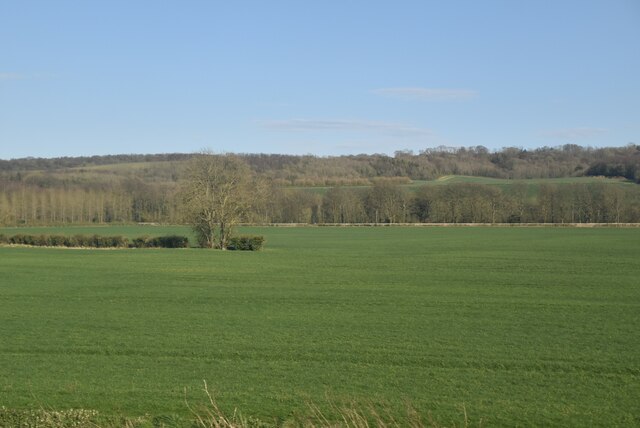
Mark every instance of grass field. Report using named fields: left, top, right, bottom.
left=293, top=175, right=633, bottom=197
left=1, top=226, right=639, bottom=426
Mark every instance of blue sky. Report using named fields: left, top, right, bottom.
left=1, top=1, right=639, bottom=159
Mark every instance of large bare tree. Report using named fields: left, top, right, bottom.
left=181, top=152, right=256, bottom=249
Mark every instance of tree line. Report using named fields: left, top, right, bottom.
left=0, top=180, right=179, bottom=225
left=267, top=182, right=640, bottom=224
left=2, top=179, right=639, bottom=226
left=1, top=145, right=640, bottom=227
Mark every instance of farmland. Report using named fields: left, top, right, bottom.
left=1, top=226, right=639, bottom=426
left=295, top=174, right=633, bottom=196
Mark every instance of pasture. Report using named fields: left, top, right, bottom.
left=293, top=175, right=632, bottom=197
left=0, top=226, right=639, bottom=426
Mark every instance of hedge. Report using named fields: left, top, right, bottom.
left=0, top=234, right=189, bottom=249
left=130, top=235, right=189, bottom=248
left=226, top=235, right=265, bottom=251
left=0, top=233, right=263, bottom=250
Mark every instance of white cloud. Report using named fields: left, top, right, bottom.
left=539, top=127, right=607, bottom=139
left=259, top=119, right=432, bottom=137
left=372, top=87, right=478, bottom=100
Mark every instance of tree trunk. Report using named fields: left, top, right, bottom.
left=219, top=222, right=227, bottom=250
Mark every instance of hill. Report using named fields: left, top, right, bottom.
left=2, top=144, right=639, bottom=184
left=1, top=145, right=639, bottom=226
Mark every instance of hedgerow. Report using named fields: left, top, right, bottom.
left=0, top=234, right=189, bottom=249
left=226, top=235, right=265, bottom=251
left=131, top=235, right=190, bottom=248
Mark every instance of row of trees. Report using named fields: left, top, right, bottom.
left=266, top=182, right=640, bottom=224
left=0, top=182, right=178, bottom=225
left=3, top=177, right=639, bottom=228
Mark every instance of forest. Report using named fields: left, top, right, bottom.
left=1, top=144, right=639, bottom=226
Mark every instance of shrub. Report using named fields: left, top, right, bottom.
left=226, top=235, right=264, bottom=251
left=131, top=235, right=189, bottom=248
left=9, top=234, right=27, bottom=245
left=146, top=237, right=161, bottom=248
left=131, top=236, right=150, bottom=248
left=73, top=234, right=89, bottom=247
left=91, top=234, right=104, bottom=248
left=152, top=235, right=189, bottom=248
left=49, top=235, right=67, bottom=247
left=104, top=235, right=128, bottom=248
left=0, top=234, right=7, bottom=244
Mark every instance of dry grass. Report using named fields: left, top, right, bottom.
left=185, top=381, right=482, bottom=428
left=299, top=400, right=479, bottom=428
left=0, top=383, right=482, bottom=428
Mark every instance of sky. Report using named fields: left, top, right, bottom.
left=1, top=0, right=639, bottom=159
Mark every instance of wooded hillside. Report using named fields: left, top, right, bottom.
left=1, top=144, right=639, bottom=225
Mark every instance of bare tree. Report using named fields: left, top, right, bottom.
left=181, top=152, right=256, bottom=249
left=365, top=181, right=408, bottom=223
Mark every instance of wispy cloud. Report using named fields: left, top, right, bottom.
left=0, top=72, right=53, bottom=81
left=0, top=72, right=27, bottom=81
left=372, top=87, right=478, bottom=101
left=539, top=127, right=607, bottom=139
left=259, top=119, right=432, bottom=137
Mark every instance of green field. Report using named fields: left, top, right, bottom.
left=426, top=175, right=630, bottom=185
left=293, top=175, right=633, bottom=197
left=1, top=226, right=639, bottom=426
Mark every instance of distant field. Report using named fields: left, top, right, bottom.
left=0, top=226, right=639, bottom=426
left=423, top=174, right=632, bottom=185
left=427, top=174, right=631, bottom=189
left=68, top=161, right=182, bottom=172
left=292, top=175, right=633, bottom=196
left=10, top=160, right=184, bottom=187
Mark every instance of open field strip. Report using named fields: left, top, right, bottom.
left=422, top=175, right=633, bottom=186
left=0, top=226, right=639, bottom=426
left=290, top=175, right=632, bottom=196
